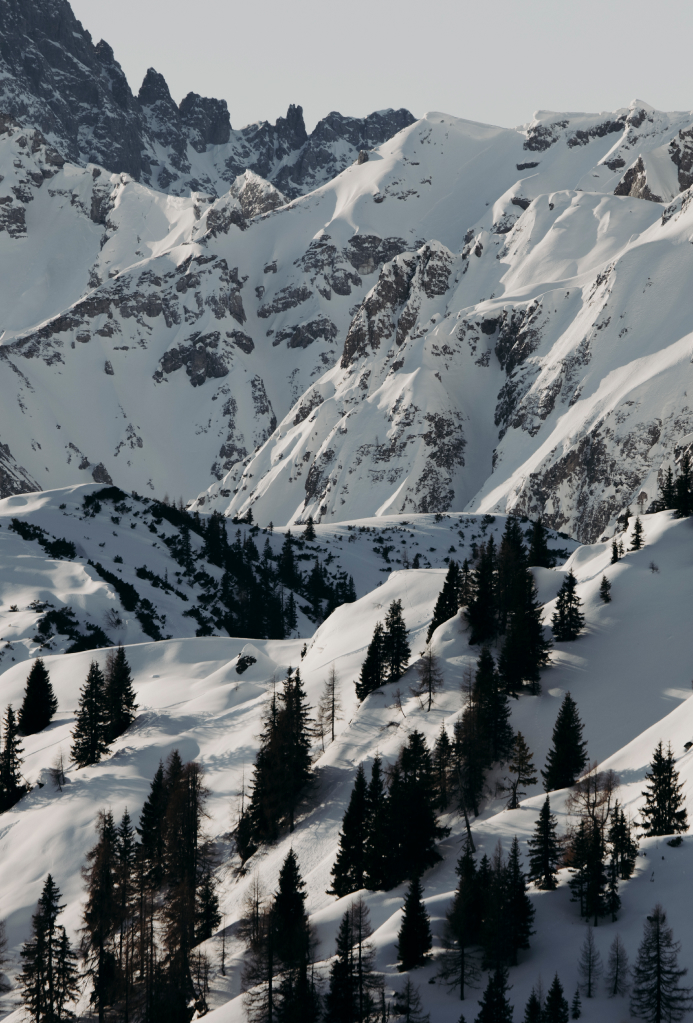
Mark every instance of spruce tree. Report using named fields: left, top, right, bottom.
left=356, top=622, right=385, bottom=701
left=392, top=978, right=430, bottom=1023
left=324, top=909, right=354, bottom=1023
left=528, top=517, right=553, bottom=568
left=474, top=966, right=513, bottom=1023
left=329, top=764, right=368, bottom=897
left=396, top=875, right=432, bottom=971
left=606, top=856, right=621, bottom=922
left=570, top=988, right=581, bottom=1019
left=459, top=558, right=474, bottom=607
left=20, top=875, right=77, bottom=1023
left=466, top=537, right=498, bottom=645
left=523, top=989, right=542, bottom=1022
left=506, top=732, right=537, bottom=810
left=610, top=540, right=619, bottom=564
left=433, top=725, right=453, bottom=810
left=0, top=704, right=25, bottom=809
left=606, top=933, right=629, bottom=997
left=506, top=836, right=534, bottom=965
left=104, top=645, right=137, bottom=741
left=542, top=974, right=569, bottom=1023
left=304, top=516, right=316, bottom=541
left=383, top=599, right=410, bottom=682
left=569, top=819, right=608, bottom=925
left=577, top=925, right=602, bottom=997
left=271, top=849, right=316, bottom=1021
left=475, top=649, right=513, bottom=765
left=363, top=756, right=389, bottom=891
left=640, top=740, right=688, bottom=837
left=630, top=905, right=693, bottom=1023
left=599, top=575, right=611, bottom=603
left=607, top=803, right=638, bottom=879
left=630, top=515, right=645, bottom=551
left=136, top=760, right=167, bottom=887
left=71, top=661, right=109, bottom=767
left=542, top=693, right=587, bottom=791
left=498, top=571, right=551, bottom=695
left=387, top=731, right=446, bottom=884
left=284, top=591, right=298, bottom=635
left=527, top=796, right=561, bottom=889
left=18, top=659, right=58, bottom=735
left=551, top=571, right=585, bottom=641
left=427, top=561, right=461, bottom=641
left=82, top=812, right=119, bottom=1023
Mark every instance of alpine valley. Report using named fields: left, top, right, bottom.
left=2, top=2, right=693, bottom=1023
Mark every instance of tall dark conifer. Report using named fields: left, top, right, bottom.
left=474, top=966, right=513, bottom=1023
left=543, top=975, right=569, bottom=1023
left=71, top=661, right=109, bottom=768
left=542, top=693, right=587, bottom=791
left=640, top=741, right=688, bottom=837
left=82, top=812, right=119, bottom=1023
left=466, top=537, right=497, bottom=645
left=396, top=876, right=432, bottom=971
left=505, top=836, right=534, bottom=965
left=630, top=905, right=693, bottom=1023
left=383, top=599, right=410, bottom=682
left=363, top=756, right=389, bottom=891
left=551, top=571, right=585, bottom=641
left=498, top=571, right=550, bottom=695
left=104, top=646, right=137, bottom=741
left=329, top=764, right=368, bottom=897
left=528, top=517, right=553, bottom=568
left=18, top=659, right=58, bottom=736
left=356, top=623, right=385, bottom=701
left=20, top=875, right=77, bottom=1023
left=0, top=704, right=25, bottom=809
left=440, top=842, right=481, bottom=1001
left=427, top=561, right=461, bottom=641
left=527, top=796, right=561, bottom=890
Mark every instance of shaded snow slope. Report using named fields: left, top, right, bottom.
left=0, top=509, right=691, bottom=1021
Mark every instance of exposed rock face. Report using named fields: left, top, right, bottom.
left=614, top=156, right=663, bottom=202
left=0, top=0, right=414, bottom=198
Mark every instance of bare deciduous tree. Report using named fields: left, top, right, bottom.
left=411, top=650, right=444, bottom=712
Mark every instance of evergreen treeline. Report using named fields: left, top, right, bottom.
left=237, top=668, right=313, bottom=860
left=329, top=733, right=449, bottom=896
left=657, top=453, right=693, bottom=517
left=71, top=648, right=138, bottom=768
left=462, top=517, right=551, bottom=695
left=356, top=600, right=411, bottom=700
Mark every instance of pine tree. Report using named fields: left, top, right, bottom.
left=569, top=819, right=608, bottom=925
left=427, top=560, right=461, bottom=642
left=630, top=515, right=645, bottom=551
left=577, top=925, right=602, bottom=997
left=640, top=740, right=688, bottom=836
left=611, top=540, right=619, bottom=564
left=630, top=905, right=693, bottom=1023
left=0, top=704, right=25, bottom=809
left=542, top=975, right=569, bottom=1023
left=605, top=933, right=629, bottom=997
left=433, top=725, right=453, bottom=811
left=392, top=978, right=430, bottom=1023
left=304, top=516, right=316, bottom=541
left=387, top=731, right=446, bottom=884
left=570, top=988, right=581, bottom=1019
left=396, top=876, right=432, bottom=971
left=527, top=796, right=561, bottom=889
left=20, top=875, right=77, bottom=1023
left=329, top=764, right=368, bottom=897
left=71, top=661, right=109, bottom=767
left=363, top=756, right=389, bottom=891
left=474, top=966, right=513, bottom=1023
left=599, top=576, right=612, bottom=605
left=506, top=732, right=537, bottom=809
left=528, top=517, right=553, bottom=568
left=324, top=909, right=354, bottom=1023
left=411, top=650, right=444, bottom=712
left=104, top=645, right=137, bottom=741
left=506, top=837, right=534, bottom=965
left=271, top=850, right=315, bottom=1021
left=659, top=465, right=676, bottom=510
left=18, top=659, right=58, bottom=735
left=551, top=571, right=585, bottom=641
left=356, top=622, right=385, bottom=701
left=542, top=693, right=587, bottom=791
left=523, top=989, right=542, bottom=1022
left=383, top=599, right=410, bottom=682
left=278, top=668, right=313, bottom=833
left=459, top=558, right=474, bottom=607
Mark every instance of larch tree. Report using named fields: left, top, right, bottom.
left=411, top=649, right=444, bottom=712
left=577, top=925, right=602, bottom=997
left=630, top=905, right=693, bottom=1023
left=606, top=933, right=629, bottom=998
left=506, top=732, right=537, bottom=809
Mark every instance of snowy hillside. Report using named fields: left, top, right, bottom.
left=0, top=506, right=690, bottom=1022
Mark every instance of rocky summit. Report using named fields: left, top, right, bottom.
left=1, top=0, right=693, bottom=541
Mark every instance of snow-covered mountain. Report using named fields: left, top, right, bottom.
left=3, top=64, right=693, bottom=539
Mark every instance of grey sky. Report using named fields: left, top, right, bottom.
left=70, top=0, right=693, bottom=132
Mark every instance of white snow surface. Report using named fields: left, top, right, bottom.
left=0, top=504, right=691, bottom=1021
left=3, top=103, right=693, bottom=539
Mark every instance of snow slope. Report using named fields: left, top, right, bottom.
left=0, top=507, right=691, bottom=1021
